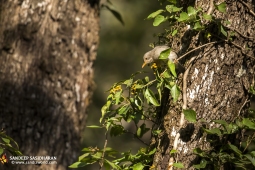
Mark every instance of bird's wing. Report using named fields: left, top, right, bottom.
left=153, top=46, right=169, bottom=60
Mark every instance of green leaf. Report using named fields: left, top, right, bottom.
left=136, top=123, right=150, bottom=137
left=161, top=70, right=171, bottom=78
left=0, top=133, right=20, bottom=151
left=193, top=148, right=206, bottom=157
left=244, top=154, right=255, bottom=166
left=104, top=5, right=124, bottom=25
left=82, top=147, right=96, bottom=152
left=202, top=127, right=222, bottom=136
left=228, top=143, right=242, bottom=156
left=86, top=125, right=103, bottom=128
left=167, top=60, right=177, bottom=77
left=145, top=76, right=149, bottom=82
left=114, top=90, right=122, bottom=105
left=153, top=15, right=165, bottom=26
left=69, top=162, right=92, bottom=168
left=91, top=152, right=103, bottom=159
left=224, top=20, right=231, bottom=25
left=145, top=88, right=160, bottom=106
left=214, top=120, right=238, bottom=134
left=166, top=5, right=182, bottom=13
left=100, top=100, right=111, bottom=122
left=158, top=86, right=162, bottom=103
left=133, top=162, right=144, bottom=170
left=203, top=13, right=212, bottom=21
left=172, top=29, right=178, bottom=36
left=215, top=2, right=226, bottom=13
left=110, top=125, right=124, bottom=136
left=170, top=149, right=177, bottom=154
left=118, top=105, right=130, bottom=116
left=236, top=119, right=244, bottom=128
left=193, top=21, right=204, bottom=31
left=107, top=94, right=113, bottom=100
left=134, top=97, right=143, bottom=110
left=173, top=162, right=184, bottom=168
left=178, top=12, right=188, bottom=22
left=220, top=25, right=227, bottom=37
left=136, top=127, right=142, bottom=137
left=214, top=120, right=233, bottom=134
left=171, top=84, right=180, bottom=103
left=214, top=120, right=228, bottom=126
left=251, top=151, right=255, bottom=157
left=159, top=48, right=171, bottom=59
left=133, top=83, right=144, bottom=89
left=187, top=6, right=196, bottom=16
left=1, top=137, right=10, bottom=144
left=78, top=153, right=90, bottom=161
left=167, top=0, right=177, bottom=5
left=123, top=79, right=133, bottom=87
left=104, top=159, right=121, bottom=170
left=148, top=148, right=157, bottom=155
left=147, top=9, right=165, bottom=19
left=193, top=159, right=207, bottom=169
left=152, top=130, right=162, bottom=135
left=183, top=109, right=197, bottom=123
left=0, top=148, right=3, bottom=155
left=242, top=118, right=255, bottom=130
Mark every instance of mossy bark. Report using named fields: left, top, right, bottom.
left=153, top=1, right=255, bottom=169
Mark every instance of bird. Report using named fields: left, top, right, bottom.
left=142, top=46, right=185, bottom=72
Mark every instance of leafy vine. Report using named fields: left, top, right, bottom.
left=70, top=0, right=255, bottom=169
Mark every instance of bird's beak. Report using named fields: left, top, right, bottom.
left=142, top=62, right=147, bottom=68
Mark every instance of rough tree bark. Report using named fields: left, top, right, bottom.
left=0, top=0, right=99, bottom=170
left=152, top=0, right=255, bottom=169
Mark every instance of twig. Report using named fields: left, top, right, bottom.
left=239, top=0, right=255, bottom=17
left=243, top=132, right=255, bottom=152
left=213, top=34, right=255, bottom=60
left=177, top=41, right=221, bottom=61
left=229, top=41, right=255, bottom=59
left=126, top=131, right=149, bottom=146
left=142, top=79, right=157, bottom=88
left=225, top=25, right=254, bottom=40
left=182, top=56, right=197, bottom=109
left=237, top=98, right=249, bottom=117
left=100, top=132, right=108, bottom=170
left=168, top=57, right=196, bottom=170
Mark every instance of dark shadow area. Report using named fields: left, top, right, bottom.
left=179, top=123, right=195, bottom=142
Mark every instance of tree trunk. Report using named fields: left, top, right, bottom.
left=153, top=0, right=255, bottom=169
left=0, top=0, right=99, bottom=169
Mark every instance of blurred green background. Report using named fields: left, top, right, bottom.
left=81, top=1, right=164, bottom=169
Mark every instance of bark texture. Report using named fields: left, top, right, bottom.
left=0, top=0, right=99, bottom=169
left=153, top=0, right=255, bottom=169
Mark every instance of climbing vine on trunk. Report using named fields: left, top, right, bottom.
left=71, top=0, right=255, bottom=169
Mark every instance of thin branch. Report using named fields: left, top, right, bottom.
left=237, top=98, right=249, bottom=117
left=142, top=79, right=157, bottom=88
left=226, top=25, right=254, bottom=40
left=100, top=132, right=108, bottom=170
left=243, top=132, right=255, bottom=152
left=182, top=56, right=197, bottom=108
left=239, top=0, right=255, bottom=17
left=177, top=41, right=221, bottom=61
left=168, top=56, right=196, bottom=170
left=126, top=131, right=149, bottom=146
left=140, top=113, right=157, bottom=124
left=213, top=35, right=255, bottom=60
left=229, top=41, right=255, bottom=59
